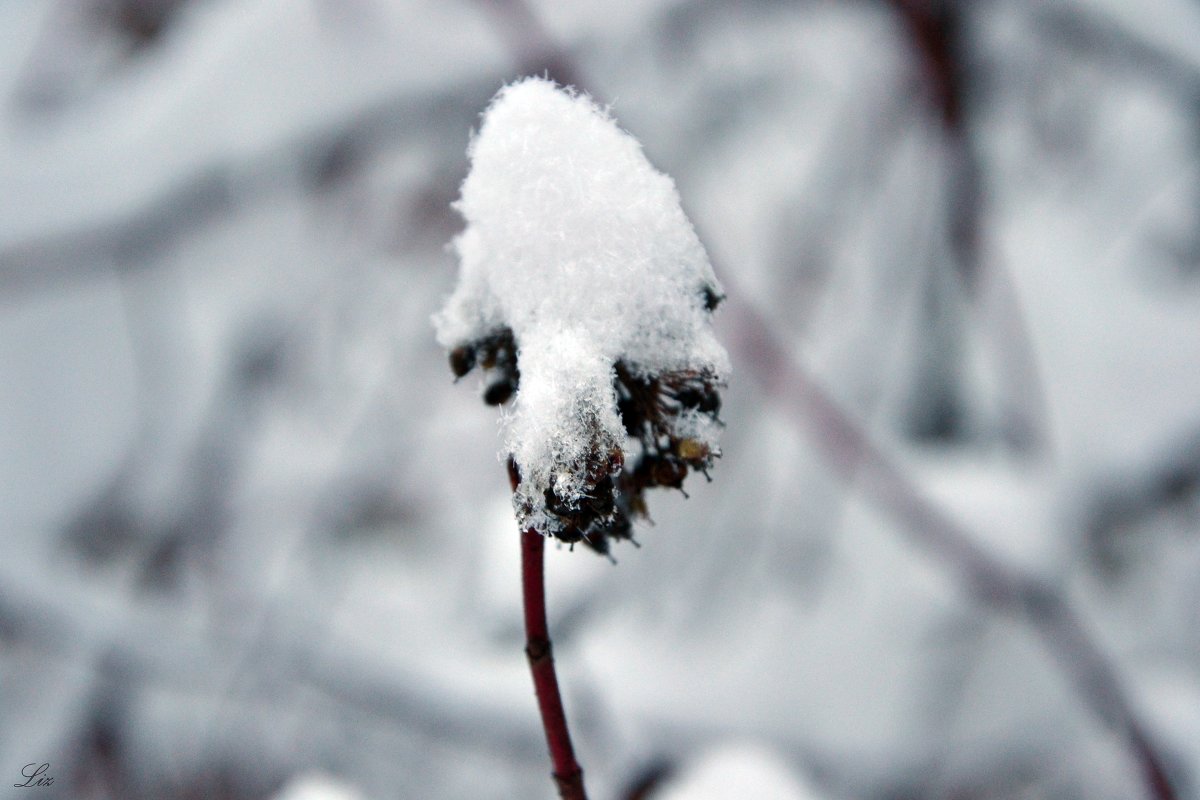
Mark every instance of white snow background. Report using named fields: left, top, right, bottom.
left=0, top=1, right=1198, bottom=799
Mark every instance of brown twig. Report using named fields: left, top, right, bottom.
left=510, top=460, right=588, bottom=800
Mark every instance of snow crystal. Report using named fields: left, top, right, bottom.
left=434, top=76, right=729, bottom=536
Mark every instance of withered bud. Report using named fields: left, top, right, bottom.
left=449, top=345, right=476, bottom=378
left=484, top=377, right=516, bottom=406
left=674, top=438, right=710, bottom=463
left=651, top=458, right=688, bottom=490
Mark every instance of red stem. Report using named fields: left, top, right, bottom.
left=521, top=526, right=588, bottom=799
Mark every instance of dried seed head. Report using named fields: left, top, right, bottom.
left=434, top=77, right=728, bottom=552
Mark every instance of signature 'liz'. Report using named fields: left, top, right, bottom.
left=14, top=763, right=53, bottom=788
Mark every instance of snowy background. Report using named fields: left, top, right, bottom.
left=1, top=1, right=1199, bottom=798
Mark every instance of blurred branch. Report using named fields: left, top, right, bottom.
left=885, top=0, right=975, bottom=271
left=618, top=759, right=674, bottom=800
left=722, top=289, right=1178, bottom=800
left=1037, top=3, right=1200, bottom=279
left=0, top=560, right=545, bottom=767
left=1038, top=4, right=1200, bottom=103
left=62, top=316, right=290, bottom=588
left=11, top=1, right=194, bottom=115
left=885, top=0, right=1049, bottom=453
left=472, top=0, right=585, bottom=88
left=1084, top=428, right=1200, bottom=580
left=0, top=80, right=486, bottom=297
left=886, top=0, right=966, bottom=132
left=0, top=167, right=237, bottom=295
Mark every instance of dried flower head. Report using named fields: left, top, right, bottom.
left=434, top=77, right=729, bottom=554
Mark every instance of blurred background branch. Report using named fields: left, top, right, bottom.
left=1, top=1, right=1199, bottom=798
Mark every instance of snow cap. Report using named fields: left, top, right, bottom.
left=435, top=76, right=728, bottom=539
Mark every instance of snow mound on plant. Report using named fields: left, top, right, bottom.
left=434, top=76, right=728, bottom=520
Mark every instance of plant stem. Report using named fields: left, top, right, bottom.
left=521, top=527, right=588, bottom=799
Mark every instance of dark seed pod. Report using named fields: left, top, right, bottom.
left=450, top=345, right=476, bottom=378
left=544, top=486, right=572, bottom=518
left=651, top=458, right=688, bottom=489
left=558, top=525, right=585, bottom=544
left=625, top=492, right=649, bottom=520
left=584, top=477, right=615, bottom=516
left=582, top=530, right=611, bottom=558
left=675, top=387, right=703, bottom=409
left=607, top=511, right=633, bottom=541
left=701, top=285, right=724, bottom=312
left=484, top=377, right=516, bottom=406
left=490, top=350, right=722, bottom=554
left=617, top=395, right=645, bottom=436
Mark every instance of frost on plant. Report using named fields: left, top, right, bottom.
left=434, top=77, right=729, bottom=554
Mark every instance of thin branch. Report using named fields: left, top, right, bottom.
left=1038, top=3, right=1200, bottom=103
left=886, top=0, right=1050, bottom=454
left=0, top=78, right=490, bottom=298
left=510, top=460, right=588, bottom=799
left=722, top=290, right=1178, bottom=800
left=522, top=528, right=588, bottom=800
left=0, top=560, right=546, bottom=766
